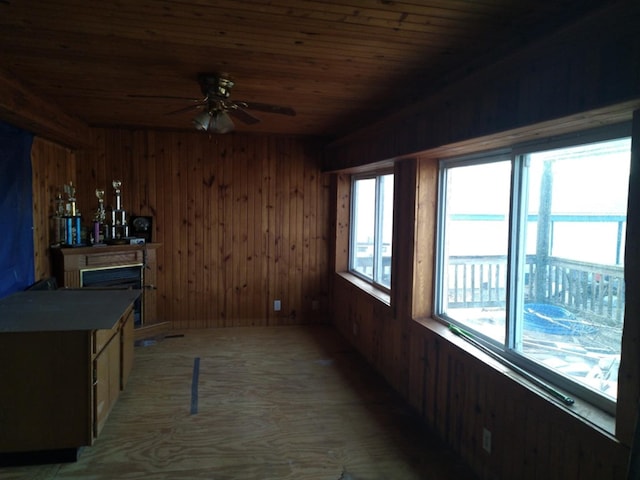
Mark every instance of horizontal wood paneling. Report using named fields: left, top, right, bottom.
left=30, top=137, right=76, bottom=281
left=73, top=129, right=330, bottom=328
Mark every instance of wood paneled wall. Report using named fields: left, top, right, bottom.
left=409, top=319, right=628, bottom=480
left=324, top=1, right=640, bottom=171
left=71, top=129, right=330, bottom=329
left=330, top=136, right=635, bottom=478
left=333, top=281, right=629, bottom=479
left=30, top=137, right=76, bottom=280
left=324, top=2, right=640, bottom=478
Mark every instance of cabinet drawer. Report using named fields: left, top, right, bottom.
left=85, top=251, right=142, bottom=267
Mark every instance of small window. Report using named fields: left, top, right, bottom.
left=436, top=127, right=630, bottom=412
left=350, top=173, right=394, bottom=290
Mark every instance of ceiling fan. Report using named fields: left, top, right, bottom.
left=161, top=73, right=296, bottom=134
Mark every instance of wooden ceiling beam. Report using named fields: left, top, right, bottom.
left=0, top=68, right=92, bottom=149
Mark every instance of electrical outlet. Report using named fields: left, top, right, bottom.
left=274, top=300, right=281, bottom=311
left=482, top=427, right=492, bottom=454
left=311, top=300, right=319, bottom=310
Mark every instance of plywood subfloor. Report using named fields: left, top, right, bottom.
left=1, top=325, right=478, bottom=480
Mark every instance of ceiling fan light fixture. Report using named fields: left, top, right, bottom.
left=193, top=111, right=211, bottom=131
left=207, top=111, right=235, bottom=134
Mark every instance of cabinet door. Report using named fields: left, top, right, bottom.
left=93, top=335, right=120, bottom=437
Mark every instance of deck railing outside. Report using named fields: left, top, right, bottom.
left=447, top=255, right=625, bottom=326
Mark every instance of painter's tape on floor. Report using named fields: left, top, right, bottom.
left=190, top=357, right=200, bottom=415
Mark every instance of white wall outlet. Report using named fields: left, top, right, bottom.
left=482, top=427, right=492, bottom=454
left=274, top=300, right=281, bottom=311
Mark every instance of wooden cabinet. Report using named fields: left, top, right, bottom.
left=0, top=290, right=137, bottom=460
left=51, top=244, right=161, bottom=330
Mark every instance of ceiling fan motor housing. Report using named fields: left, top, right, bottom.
left=198, top=73, right=234, bottom=99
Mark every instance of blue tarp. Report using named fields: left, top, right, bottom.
left=524, top=303, right=598, bottom=336
left=0, top=122, right=34, bottom=299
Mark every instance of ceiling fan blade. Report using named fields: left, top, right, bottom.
left=127, top=94, right=203, bottom=100
left=165, top=102, right=206, bottom=115
left=228, top=107, right=261, bottom=125
left=235, top=101, right=296, bottom=116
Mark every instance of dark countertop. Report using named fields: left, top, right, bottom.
left=0, top=289, right=140, bottom=332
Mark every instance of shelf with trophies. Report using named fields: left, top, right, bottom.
left=50, top=180, right=165, bottom=339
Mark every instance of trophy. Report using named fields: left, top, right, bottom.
left=93, top=188, right=106, bottom=244
left=108, top=180, right=130, bottom=242
left=60, top=181, right=83, bottom=246
left=51, top=191, right=66, bottom=246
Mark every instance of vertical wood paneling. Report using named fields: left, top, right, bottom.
left=167, top=132, right=179, bottom=324
left=30, top=137, right=76, bottom=280
left=221, top=138, right=233, bottom=325
left=291, top=139, right=304, bottom=324
left=303, top=147, right=314, bottom=318
left=317, top=157, right=330, bottom=315
left=407, top=322, right=425, bottom=414
left=236, top=138, right=249, bottom=324
left=72, top=128, right=329, bottom=329
left=244, top=138, right=256, bottom=325
left=346, top=314, right=629, bottom=480
left=413, top=154, right=438, bottom=319
left=333, top=174, right=351, bottom=271
left=193, top=136, right=203, bottom=324
left=260, top=139, right=271, bottom=323
left=276, top=137, right=290, bottom=321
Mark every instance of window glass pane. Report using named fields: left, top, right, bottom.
left=352, top=178, right=376, bottom=280
left=517, top=138, right=630, bottom=401
left=440, top=161, right=511, bottom=343
left=377, top=174, right=394, bottom=288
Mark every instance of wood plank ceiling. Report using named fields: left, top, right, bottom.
left=0, top=0, right=610, bottom=139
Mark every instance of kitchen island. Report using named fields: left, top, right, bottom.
left=0, top=289, right=139, bottom=465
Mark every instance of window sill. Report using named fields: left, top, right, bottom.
left=336, top=271, right=391, bottom=306
left=413, top=316, right=617, bottom=439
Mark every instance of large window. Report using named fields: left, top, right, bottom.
left=436, top=127, right=631, bottom=412
left=350, top=173, right=394, bottom=290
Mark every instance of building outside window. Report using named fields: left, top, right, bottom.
left=435, top=126, right=631, bottom=413
left=350, top=173, right=394, bottom=290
